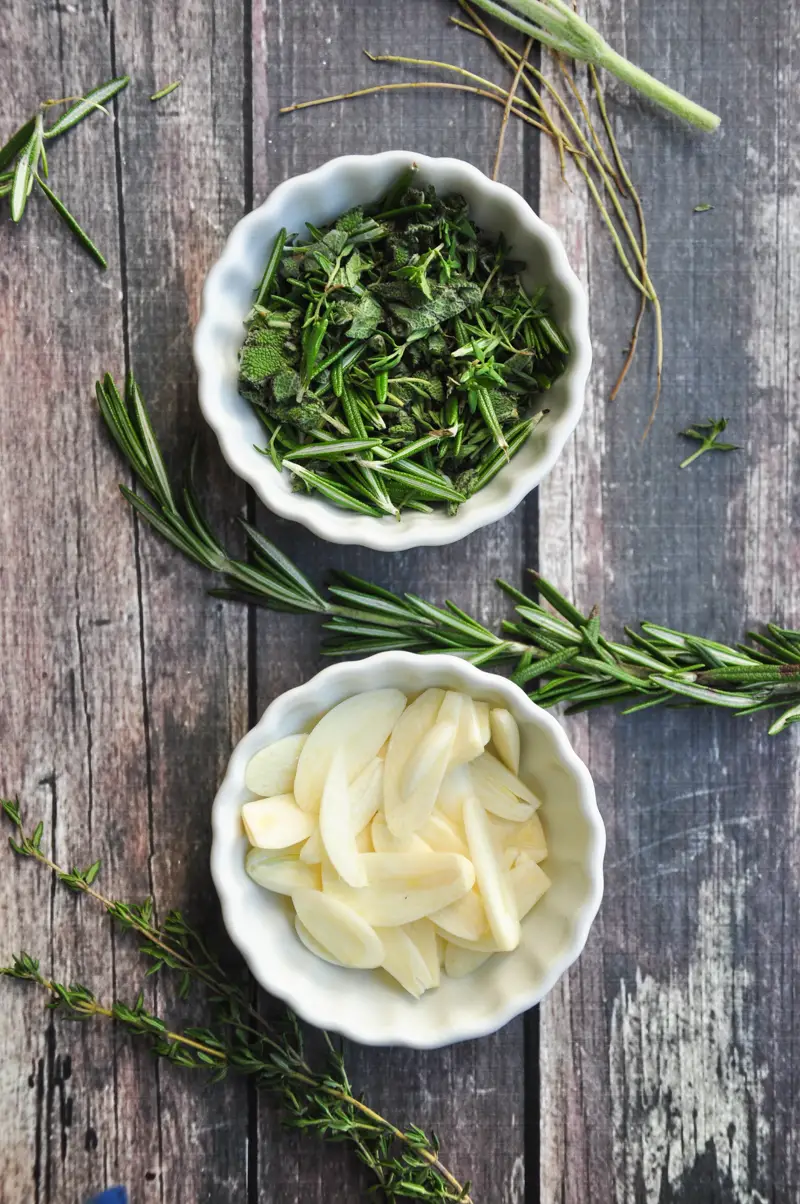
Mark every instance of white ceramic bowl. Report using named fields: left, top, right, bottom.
left=194, top=151, right=591, bottom=551
left=210, top=652, right=604, bottom=1048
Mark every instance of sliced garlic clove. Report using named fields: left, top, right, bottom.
left=299, top=826, right=323, bottom=864
left=449, top=696, right=486, bottom=767
left=325, top=852, right=474, bottom=926
left=295, top=916, right=344, bottom=966
left=294, top=689, right=407, bottom=813
left=443, top=942, right=493, bottom=979
left=418, top=811, right=469, bottom=858
left=390, top=721, right=457, bottom=837
left=371, top=814, right=431, bottom=855
left=510, top=859, right=551, bottom=918
left=436, top=764, right=473, bottom=823
left=489, top=709, right=521, bottom=775
left=383, top=688, right=445, bottom=830
left=244, top=733, right=308, bottom=797
left=471, top=751, right=539, bottom=806
left=474, top=701, right=491, bottom=749
left=242, top=795, right=317, bottom=849
left=319, top=749, right=367, bottom=888
left=351, top=757, right=384, bottom=834
left=292, top=888, right=384, bottom=969
left=431, top=888, right=487, bottom=942
left=245, top=848, right=321, bottom=895
left=406, top=919, right=440, bottom=988
left=463, top=795, right=520, bottom=952
left=375, top=926, right=433, bottom=998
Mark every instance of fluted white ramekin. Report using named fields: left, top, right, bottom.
left=194, top=151, right=591, bottom=551
left=210, top=652, right=604, bottom=1048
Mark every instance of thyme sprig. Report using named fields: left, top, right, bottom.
left=678, top=417, right=739, bottom=468
left=1, top=799, right=472, bottom=1203
left=0, top=74, right=129, bottom=267
left=99, top=371, right=800, bottom=736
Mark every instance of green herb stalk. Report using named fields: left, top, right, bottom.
left=1, top=800, right=472, bottom=1203
left=98, top=371, right=800, bottom=737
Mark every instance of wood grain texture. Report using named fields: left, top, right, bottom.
left=250, top=3, right=531, bottom=1199
left=537, top=2, right=800, bottom=1201
left=2, top=0, right=799, bottom=1202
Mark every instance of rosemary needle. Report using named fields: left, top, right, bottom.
left=150, top=79, right=182, bottom=101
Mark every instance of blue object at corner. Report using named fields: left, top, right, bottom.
left=87, top=1189, right=128, bottom=1204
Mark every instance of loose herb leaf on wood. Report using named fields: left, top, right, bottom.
left=99, top=372, right=800, bottom=735
left=238, top=170, right=567, bottom=516
left=678, top=417, right=739, bottom=468
left=0, top=800, right=472, bottom=1203
left=0, top=74, right=129, bottom=266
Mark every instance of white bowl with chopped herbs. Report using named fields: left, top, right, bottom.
left=210, top=651, right=604, bottom=1048
left=195, top=151, right=591, bottom=551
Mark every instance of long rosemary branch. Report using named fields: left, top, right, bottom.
left=99, top=372, right=800, bottom=737
left=1, top=799, right=472, bottom=1203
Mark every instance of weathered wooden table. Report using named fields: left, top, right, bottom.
left=1, top=1, right=796, bottom=1201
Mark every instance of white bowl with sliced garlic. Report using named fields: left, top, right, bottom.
left=211, top=652, right=604, bottom=1048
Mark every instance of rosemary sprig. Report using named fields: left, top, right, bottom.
left=98, top=371, right=800, bottom=736
left=1, top=799, right=472, bottom=1203
left=0, top=74, right=129, bottom=265
left=678, top=417, right=739, bottom=468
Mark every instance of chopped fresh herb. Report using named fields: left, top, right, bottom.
left=238, top=168, right=569, bottom=517
left=150, top=79, right=182, bottom=102
left=679, top=417, right=739, bottom=468
left=693, top=203, right=714, bottom=212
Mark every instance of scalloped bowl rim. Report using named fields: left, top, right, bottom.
left=194, top=151, right=591, bottom=551
left=210, top=652, right=605, bottom=1048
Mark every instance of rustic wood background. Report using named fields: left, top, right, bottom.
left=1, top=0, right=796, bottom=1201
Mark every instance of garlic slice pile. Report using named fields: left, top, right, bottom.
left=241, top=688, right=551, bottom=997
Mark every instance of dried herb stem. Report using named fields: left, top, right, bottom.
left=492, top=36, right=534, bottom=179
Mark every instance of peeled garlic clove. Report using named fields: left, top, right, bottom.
left=371, top=814, right=431, bottom=855
left=295, top=916, right=344, bottom=966
left=473, top=778, right=533, bottom=823
left=418, top=811, right=469, bottom=858
left=319, top=749, right=367, bottom=888
left=351, top=757, right=384, bottom=834
left=383, top=688, right=444, bottom=829
left=436, top=765, right=473, bottom=823
left=242, top=795, right=317, bottom=849
left=245, top=733, right=308, bottom=797
left=474, top=701, right=491, bottom=748
left=292, top=888, right=384, bottom=969
left=356, top=826, right=373, bottom=854
left=489, top=709, right=520, bottom=775
left=325, top=852, right=474, bottom=926
left=431, top=888, right=487, bottom=942
left=449, top=696, right=485, bottom=767
left=444, top=942, right=493, bottom=979
left=436, top=690, right=464, bottom=731
left=406, top=919, right=440, bottom=988
left=294, top=689, right=407, bottom=813
left=300, top=827, right=323, bottom=864
left=390, top=721, right=457, bottom=837
left=472, top=751, right=539, bottom=806
left=510, top=859, right=551, bottom=918
left=376, top=926, right=433, bottom=997
left=512, top=814, right=547, bottom=862
left=245, top=848, right=321, bottom=895
left=463, top=795, right=520, bottom=952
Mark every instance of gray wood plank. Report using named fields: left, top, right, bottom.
left=537, top=2, right=800, bottom=1201
left=112, top=2, right=252, bottom=1201
left=251, top=3, right=531, bottom=1200
left=0, top=7, right=155, bottom=1203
